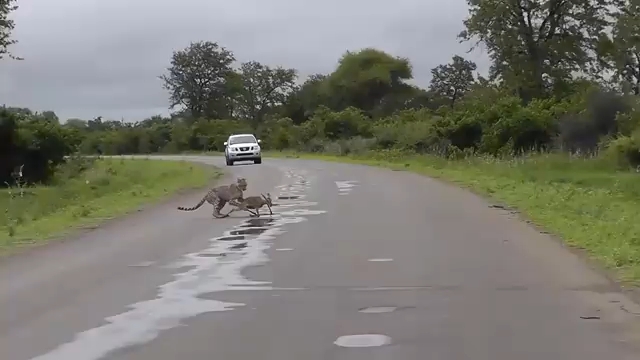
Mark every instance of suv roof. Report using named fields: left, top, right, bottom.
left=228, top=134, right=256, bottom=138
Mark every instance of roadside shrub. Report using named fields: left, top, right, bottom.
left=52, top=154, right=97, bottom=183
left=309, top=106, right=372, bottom=140
left=556, top=114, right=601, bottom=153
left=322, top=141, right=344, bottom=155
left=259, top=118, right=298, bottom=150
left=603, top=132, right=640, bottom=169
left=337, top=137, right=376, bottom=155
left=298, top=138, right=327, bottom=153
left=615, top=99, right=640, bottom=136
left=556, top=89, right=633, bottom=153
left=371, top=109, right=440, bottom=152
left=2, top=112, right=79, bottom=185
left=480, top=98, right=556, bottom=154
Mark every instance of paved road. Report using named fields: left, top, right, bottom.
left=2, top=155, right=640, bottom=360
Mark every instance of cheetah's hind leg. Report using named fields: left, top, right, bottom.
left=213, top=212, right=230, bottom=218
left=211, top=199, right=230, bottom=218
left=212, top=209, right=230, bottom=218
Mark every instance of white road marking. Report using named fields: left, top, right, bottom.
left=359, top=306, right=398, bottom=313
left=334, top=334, right=391, bottom=347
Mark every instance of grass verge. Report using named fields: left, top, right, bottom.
left=266, top=150, right=640, bottom=287
left=1, top=157, right=221, bottom=253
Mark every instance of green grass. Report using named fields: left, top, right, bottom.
left=266, top=150, right=640, bottom=286
left=0, top=157, right=221, bottom=253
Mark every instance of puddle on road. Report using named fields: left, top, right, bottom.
left=198, top=292, right=227, bottom=300
left=241, top=218, right=276, bottom=228
left=230, top=228, right=267, bottom=236
left=279, top=209, right=326, bottom=216
left=358, top=306, right=415, bottom=313
left=229, top=242, right=248, bottom=250
left=196, top=253, right=224, bottom=258
left=161, top=264, right=197, bottom=271
left=278, top=195, right=299, bottom=200
left=128, top=261, right=155, bottom=267
left=217, top=235, right=245, bottom=241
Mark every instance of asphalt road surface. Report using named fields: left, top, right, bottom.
left=2, top=155, right=640, bottom=360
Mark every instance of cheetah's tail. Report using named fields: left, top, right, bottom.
left=177, top=197, right=206, bottom=211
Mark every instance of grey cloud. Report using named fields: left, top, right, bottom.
left=0, top=0, right=489, bottom=121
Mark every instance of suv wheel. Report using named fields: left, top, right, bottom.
left=253, top=158, right=262, bottom=164
left=226, top=158, right=234, bottom=166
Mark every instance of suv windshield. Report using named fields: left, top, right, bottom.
left=229, top=136, right=256, bottom=145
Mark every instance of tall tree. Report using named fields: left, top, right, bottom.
left=459, top=0, right=619, bottom=101
left=325, top=48, right=413, bottom=112
left=235, top=61, right=297, bottom=129
left=160, top=41, right=236, bottom=120
left=63, top=119, right=88, bottom=129
left=600, top=0, right=640, bottom=94
left=428, top=55, right=477, bottom=107
left=278, top=74, right=329, bottom=123
left=0, top=0, right=20, bottom=60
left=41, top=111, right=59, bottom=123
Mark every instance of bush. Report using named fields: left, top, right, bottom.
left=308, top=106, right=372, bottom=140
left=1, top=109, right=79, bottom=185
left=322, top=137, right=376, bottom=155
left=258, top=118, right=298, bottom=150
left=479, top=97, right=557, bottom=155
left=373, top=119, right=439, bottom=152
left=603, top=132, right=640, bottom=169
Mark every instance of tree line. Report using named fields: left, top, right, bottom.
left=2, top=0, right=640, bottom=186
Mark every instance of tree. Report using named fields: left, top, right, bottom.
left=459, top=0, right=619, bottom=101
left=41, top=111, right=59, bottom=123
left=0, top=0, right=20, bottom=60
left=428, top=55, right=477, bottom=107
left=64, top=119, right=88, bottom=129
left=600, top=0, right=640, bottom=94
left=4, top=106, right=31, bottom=116
left=325, top=48, right=413, bottom=113
left=160, top=41, right=236, bottom=120
left=371, top=84, right=435, bottom=117
left=235, top=61, right=297, bottom=129
left=278, top=73, right=329, bottom=123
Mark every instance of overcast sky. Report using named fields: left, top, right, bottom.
left=0, top=0, right=489, bottom=121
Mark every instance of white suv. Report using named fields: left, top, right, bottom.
left=224, top=134, right=262, bottom=166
